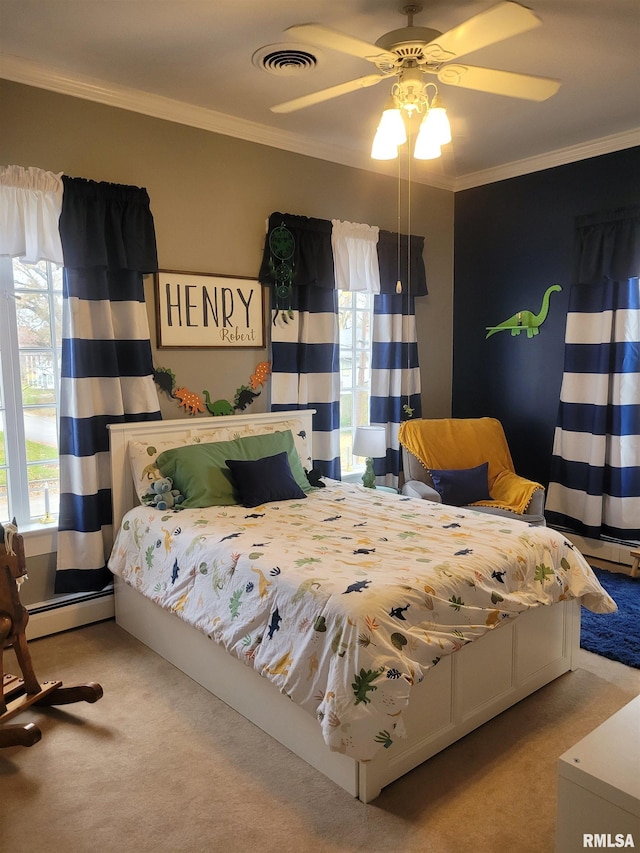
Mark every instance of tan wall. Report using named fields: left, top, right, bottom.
left=0, top=79, right=454, bottom=602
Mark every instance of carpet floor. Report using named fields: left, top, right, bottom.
left=1, top=620, right=639, bottom=853
left=581, top=568, right=640, bottom=668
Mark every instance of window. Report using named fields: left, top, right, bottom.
left=338, top=290, right=373, bottom=474
left=0, top=258, right=62, bottom=524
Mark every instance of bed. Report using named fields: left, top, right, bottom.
left=107, top=410, right=615, bottom=803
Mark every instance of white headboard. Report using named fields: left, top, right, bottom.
left=108, top=409, right=316, bottom=529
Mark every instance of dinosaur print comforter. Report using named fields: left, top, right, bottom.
left=108, top=481, right=615, bottom=761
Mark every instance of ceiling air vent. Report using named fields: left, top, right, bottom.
left=252, top=43, right=321, bottom=76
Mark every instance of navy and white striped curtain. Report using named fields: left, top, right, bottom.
left=371, top=231, right=427, bottom=487
left=55, top=177, right=161, bottom=593
left=546, top=206, right=640, bottom=542
left=371, top=293, right=423, bottom=487
left=260, top=213, right=341, bottom=478
left=260, top=215, right=427, bottom=485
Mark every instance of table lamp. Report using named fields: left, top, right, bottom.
left=352, top=426, right=386, bottom=488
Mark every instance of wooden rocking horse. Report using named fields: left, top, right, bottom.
left=0, top=521, right=103, bottom=748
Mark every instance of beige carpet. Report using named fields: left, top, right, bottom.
left=1, top=619, right=638, bottom=853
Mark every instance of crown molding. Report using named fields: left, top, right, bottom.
left=2, top=54, right=637, bottom=193
left=0, top=54, right=455, bottom=191
left=453, top=128, right=640, bottom=191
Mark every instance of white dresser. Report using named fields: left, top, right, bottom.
left=556, top=694, right=640, bottom=852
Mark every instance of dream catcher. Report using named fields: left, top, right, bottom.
left=268, top=222, right=295, bottom=324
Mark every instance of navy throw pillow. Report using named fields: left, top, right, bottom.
left=430, top=462, right=491, bottom=506
left=225, top=451, right=307, bottom=508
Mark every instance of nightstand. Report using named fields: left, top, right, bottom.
left=556, top=695, right=640, bottom=851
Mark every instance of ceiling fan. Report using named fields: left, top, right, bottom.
left=270, top=1, right=560, bottom=115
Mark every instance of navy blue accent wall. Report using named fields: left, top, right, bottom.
left=453, top=147, right=640, bottom=487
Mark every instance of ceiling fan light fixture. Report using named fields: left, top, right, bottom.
left=424, top=95, right=452, bottom=146
left=379, top=99, right=407, bottom=146
left=414, top=114, right=442, bottom=159
left=371, top=127, right=399, bottom=160
left=413, top=134, right=441, bottom=160
left=393, top=66, right=428, bottom=115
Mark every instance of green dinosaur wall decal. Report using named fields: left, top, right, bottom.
left=201, top=389, right=235, bottom=416
left=486, top=284, right=562, bottom=339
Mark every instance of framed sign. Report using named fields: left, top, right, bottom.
left=155, top=270, right=264, bottom=348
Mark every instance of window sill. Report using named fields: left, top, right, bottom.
left=341, top=471, right=365, bottom=484
left=17, top=521, right=58, bottom=558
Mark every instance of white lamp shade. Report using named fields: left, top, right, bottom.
left=353, top=425, right=386, bottom=459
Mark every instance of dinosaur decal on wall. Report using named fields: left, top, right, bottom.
left=485, top=284, right=562, bottom=339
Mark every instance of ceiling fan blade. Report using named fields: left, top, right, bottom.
left=424, top=1, right=542, bottom=63
left=285, top=23, right=396, bottom=64
left=271, top=73, right=387, bottom=114
left=438, top=64, right=560, bottom=101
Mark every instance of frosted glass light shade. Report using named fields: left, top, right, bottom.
left=371, top=102, right=405, bottom=160
left=414, top=112, right=442, bottom=160
left=371, top=131, right=399, bottom=160
left=421, top=104, right=452, bottom=146
left=379, top=104, right=407, bottom=146
left=413, top=131, right=441, bottom=160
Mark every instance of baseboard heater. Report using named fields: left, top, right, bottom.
left=559, top=533, right=637, bottom=567
left=26, top=587, right=115, bottom=640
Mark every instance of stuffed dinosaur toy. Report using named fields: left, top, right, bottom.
left=143, top=476, right=184, bottom=511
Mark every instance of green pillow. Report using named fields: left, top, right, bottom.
left=156, top=429, right=310, bottom=508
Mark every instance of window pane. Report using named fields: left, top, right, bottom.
left=338, top=290, right=353, bottom=309
left=24, top=407, right=58, bottom=459
left=1, top=258, right=62, bottom=524
left=355, top=310, right=370, bottom=344
left=340, top=393, right=353, bottom=426
left=14, top=260, right=49, bottom=290
left=27, top=464, right=59, bottom=518
left=20, top=352, right=57, bottom=404
left=340, top=355, right=352, bottom=389
left=16, top=292, right=53, bottom=346
left=0, top=468, right=8, bottom=522
left=355, top=391, right=370, bottom=425
left=53, top=292, right=63, bottom=344
left=0, top=411, right=5, bottom=466
left=338, top=290, right=373, bottom=475
left=340, top=430, right=355, bottom=473
left=355, top=351, right=370, bottom=386
left=339, top=315, right=353, bottom=347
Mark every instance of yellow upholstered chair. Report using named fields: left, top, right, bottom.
left=398, top=417, right=546, bottom=524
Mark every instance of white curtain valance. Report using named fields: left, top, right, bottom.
left=0, top=165, right=64, bottom=264
left=331, top=219, right=381, bottom=293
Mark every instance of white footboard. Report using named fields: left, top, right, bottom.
left=115, top=577, right=579, bottom=803
left=359, top=596, right=580, bottom=802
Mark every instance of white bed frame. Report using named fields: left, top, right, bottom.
left=108, top=410, right=580, bottom=803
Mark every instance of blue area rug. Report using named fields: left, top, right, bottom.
left=580, top=568, right=640, bottom=668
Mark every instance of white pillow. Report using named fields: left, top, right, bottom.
left=128, top=418, right=312, bottom=504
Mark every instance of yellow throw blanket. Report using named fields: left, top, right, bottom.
left=398, top=417, right=543, bottom=514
